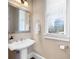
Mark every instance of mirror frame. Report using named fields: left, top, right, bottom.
left=8, top=2, right=31, bottom=34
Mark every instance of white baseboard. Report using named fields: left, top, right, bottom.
left=28, top=52, right=46, bottom=59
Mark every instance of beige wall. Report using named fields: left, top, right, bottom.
left=32, top=0, right=70, bottom=59
left=8, top=33, right=32, bottom=40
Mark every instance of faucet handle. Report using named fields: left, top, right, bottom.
left=9, top=36, right=14, bottom=40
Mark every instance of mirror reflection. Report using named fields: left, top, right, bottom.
left=8, top=4, right=30, bottom=33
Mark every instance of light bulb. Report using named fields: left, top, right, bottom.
left=24, top=1, right=28, bottom=7
left=15, top=0, right=21, bottom=3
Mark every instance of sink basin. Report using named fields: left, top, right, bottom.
left=8, top=39, right=35, bottom=51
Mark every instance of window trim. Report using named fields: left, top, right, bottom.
left=43, top=33, right=69, bottom=42
left=44, top=0, right=70, bottom=41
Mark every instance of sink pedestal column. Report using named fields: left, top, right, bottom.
left=20, top=48, right=28, bottom=59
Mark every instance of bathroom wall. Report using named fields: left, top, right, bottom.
left=32, top=0, right=70, bottom=59
left=33, top=38, right=70, bottom=59
left=8, top=33, right=32, bottom=40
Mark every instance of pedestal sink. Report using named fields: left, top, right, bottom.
left=8, top=39, right=35, bottom=59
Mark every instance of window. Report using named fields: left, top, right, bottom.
left=46, top=15, right=65, bottom=34
left=45, top=0, right=69, bottom=38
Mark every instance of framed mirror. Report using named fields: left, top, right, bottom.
left=8, top=3, right=31, bottom=33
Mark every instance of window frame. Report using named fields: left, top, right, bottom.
left=44, top=0, right=70, bottom=41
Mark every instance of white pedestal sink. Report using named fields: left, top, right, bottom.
left=8, top=39, right=35, bottom=59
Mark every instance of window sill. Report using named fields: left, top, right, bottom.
left=43, top=33, right=70, bottom=42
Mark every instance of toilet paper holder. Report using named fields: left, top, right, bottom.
left=59, top=45, right=68, bottom=50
